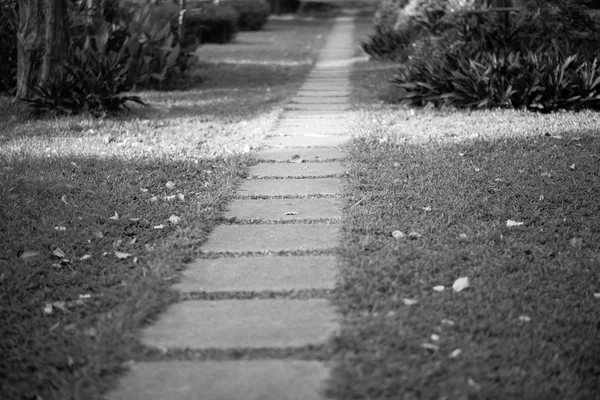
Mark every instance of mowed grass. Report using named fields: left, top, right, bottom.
left=0, top=17, right=331, bottom=400
left=328, top=19, right=600, bottom=400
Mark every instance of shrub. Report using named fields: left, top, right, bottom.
left=266, top=0, right=300, bottom=14
left=21, top=43, right=145, bottom=116
left=187, top=5, right=239, bottom=44
left=0, top=0, right=18, bottom=94
left=222, top=0, right=270, bottom=31
left=393, top=44, right=600, bottom=112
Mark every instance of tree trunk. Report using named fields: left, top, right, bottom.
left=16, top=0, right=44, bottom=99
left=39, top=0, right=69, bottom=88
left=178, top=0, right=187, bottom=42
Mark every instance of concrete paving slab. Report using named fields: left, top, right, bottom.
left=173, top=255, right=338, bottom=292
left=276, top=118, right=348, bottom=127
left=253, top=147, right=345, bottom=162
left=281, top=110, right=349, bottom=119
left=106, top=360, right=330, bottom=400
left=249, top=162, right=344, bottom=177
left=201, top=223, right=340, bottom=253
left=236, top=178, right=340, bottom=197
left=299, top=85, right=351, bottom=92
left=271, top=125, right=348, bottom=136
left=141, top=299, right=339, bottom=349
left=224, top=197, right=342, bottom=221
left=290, top=97, right=349, bottom=104
left=263, top=134, right=349, bottom=148
left=295, top=90, right=350, bottom=97
left=285, top=103, right=350, bottom=111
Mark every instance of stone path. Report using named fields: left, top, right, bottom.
left=106, top=16, right=355, bottom=400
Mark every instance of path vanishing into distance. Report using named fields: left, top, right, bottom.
left=107, top=15, right=356, bottom=400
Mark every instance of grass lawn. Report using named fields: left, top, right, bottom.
left=327, top=17, right=600, bottom=400
left=0, top=17, right=331, bottom=400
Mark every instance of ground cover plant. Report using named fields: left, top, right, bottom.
left=0, top=16, right=331, bottom=400
left=328, top=18, right=600, bottom=399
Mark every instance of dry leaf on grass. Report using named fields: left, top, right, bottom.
left=114, top=251, right=131, bottom=259
left=80, top=254, right=92, bottom=260
left=452, top=276, right=470, bottom=292
left=109, top=212, right=119, bottom=220
left=420, top=343, right=439, bottom=351
left=433, top=285, right=445, bottom=292
left=449, top=349, right=462, bottom=359
left=402, top=298, right=418, bottom=306
left=52, top=248, right=65, bottom=258
left=20, top=250, right=39, bottom=260
left=518, top=315, right=531, bottom=322
left=441, top=319, right=455, bottom=326
left=506, top=219, right=523, bottom=227
left=54, top=226, right=66, bottom=231
left=166, top=181, right=175, bottom=189
left=392, top=230, right=405, bottom=239
left=168, top=215, right=181, bottom=224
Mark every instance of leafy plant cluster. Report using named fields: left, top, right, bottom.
left=187, top=4, right=240, bottom=44
left=367, top=0, right=600, bottom=111
left=223, top=0, right=271, bottom=31
left=22, top=0, right=199, bottom=116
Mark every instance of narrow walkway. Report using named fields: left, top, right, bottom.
left=106, top=16, right=355, bottom=400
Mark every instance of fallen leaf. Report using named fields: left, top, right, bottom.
left=20, top=250, right=39, bottom=260
left=402, top=298, right=418, bottom=306
left=458, top=152, right=465, bottom=157
left=441, top=319, right=455, bottom=326
left=80, top=254, right=92, bottom=260
left=468, top=377, right=481, bottom=390
left=79, top=294, right=91, bottom=299
left=452, top=276, right=470, bottom=292
left=43, top=303, right=53, bottom=314
left=541, top=172, right=552, bottom=178
left=284, top=211, right=300, bottom=215
left=431, top=334, right=440, bottom=341
left=393, top=162, right=401, bottom=167
left=449, top=348, right=462, bottom=359
left=539, top=195, right=544, bottom=201
left=129, top=237, right=137, bottom=245
left=594, top=293, right=600, bottom=299
left=114, top=251, right=131, bottom=259
left=109, top=212, right=119, bottom=220
left=149, top=196, right=158, bottom=203
left=506, top=219, right=524, bottom=227
left=54, top=226, right=67, bottom=231
left=420, top=343, right=439, bottom=351
left=166, top=181, right=175, bottom=189
left=242, top=144, right=251, bottom=153
left=569, top=237, right=582, bottom=248
left=474, top=167, right=481, bottom=172
left=165, top=195, right=176, bottom=201
left=433, top=285, right=445, bottom=292
left=177, top=193, right=185, bottom=201
left=422, top=206, right=432, bottom=212
left=408, top=231, right=422, bottom=240
left=569, top=164, right=576, bottom=170
left=518, top=315, right=531, bottom=322
left=92, top=229, right=104, bottom=239
left=61, top=195, right=68, bottom=204
left=52, top=248, right=65, bottom=258
left=386, top=310, right=396, bottom=317
left=290, top=154, right=303, bottom=163
left=392, top=230, right=405, bottom=239
left=130, top=218, right=140, bottom=222
left=168, top=215, right=180, bottom=224
left=140, top=188, right=148, bottom=192
left=153, top=224, right=164, bottom=229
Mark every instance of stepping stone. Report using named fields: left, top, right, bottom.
left=263, top=134, right=349, bottom=148
left=224, top=198, right=342, bottom=221
left=253, top=148, right=345, bottom=162
left=276, top=118, right=348, bottom=127
left=201, top=224, right=340, bottom=253
left=285, top=103, right=350, bottom=111
left=290, top=97, right=349, bottom=104
left=236, top=178, right=340, bottom=197
left=141, top=299, right=339, bottom=349
left=106, top=360, right=330, bottom=400
left=249, top=162, right=344, bottom=178
left=295, top=90, right=350, bottom=97
left=173, top=255, right=338, bottom=292
left=281, top=111, right=348, bottom=119
left=270, top=125, right=348, bottom=136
